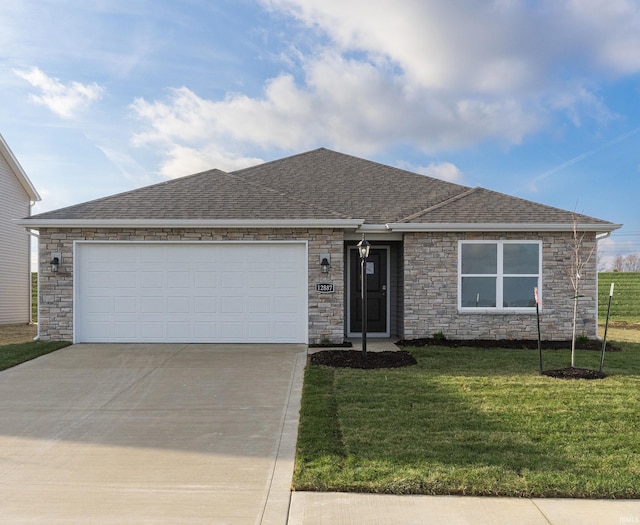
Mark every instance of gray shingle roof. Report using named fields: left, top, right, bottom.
left=30, top=167, right=349, bottom=221
left=27, top=148, right=617, bottom=229
left=400, top=187, right=610, bottom=225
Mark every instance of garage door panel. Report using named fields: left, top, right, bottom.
left=221, top=297, right=244, bottom=313
left=275, top=296, right=298, bottom=313
left=220, top=321, right=244, bottom=339
left=194, top=245, right=219, bottom=263
left=114, top=271, right=137, bottom=288
left=167, top=321, right=190, bottom=338
left=275, top=271, right=299, bottom=288
left=194, top=271, right=217, bottom=288
left=114, top=296, right=136, bottom=313
left=194, top=322, right=217, bottom=338
left=249, top=297, right=271, bottom=313
left=194, top=297, right=216, bottom=313
left=167, top=296, right=190, bottom=313
left=275, top=322, right=298, bottom=339
left=247, top=321, right=271, bottom=338
left=141, top=296, right=163, bottom=313
left=167, top=272, right=190, bottom=288
left=113, top=321, right=137, bottom=339
left=222, top=271, right=244, bottom=288
left=76, top=243, right=307, bottom=343
left=86, top=322, right=111, bottom=339
left=142, top=272, right=163, bottom=288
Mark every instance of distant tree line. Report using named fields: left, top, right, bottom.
left=610, top=253, right=640, bottom=272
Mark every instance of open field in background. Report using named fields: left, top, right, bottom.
left=598, top=272, right=640, bottom=342
left=598, top=272, right=640, bottom=322
left=598, top=322, right=640, bottom=343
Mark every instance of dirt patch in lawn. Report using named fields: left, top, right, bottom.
left=0, top=324, right=38, bottom=345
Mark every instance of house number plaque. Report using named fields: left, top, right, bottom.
left=316, top=282, right=334, bottom=293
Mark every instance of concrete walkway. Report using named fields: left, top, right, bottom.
left=288, top=492, right=640, bottom=525
left=0, top=343, right=307, bottom=524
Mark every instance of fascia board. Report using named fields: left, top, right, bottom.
left=386, top=222, right=623, bottom=233
left=14, top=218, right=366, bottom=229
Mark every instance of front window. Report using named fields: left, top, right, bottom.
left=459, top=241, right=541, bottom=310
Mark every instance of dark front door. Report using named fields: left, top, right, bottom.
left=349, top=247, right=388, bottom=334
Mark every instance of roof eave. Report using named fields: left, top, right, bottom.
left=386, top=222, right=622, bottom=233
left=15, top=218, right=366, bottom=229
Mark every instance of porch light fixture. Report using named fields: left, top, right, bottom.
left=357, top=236, right=370, bottom=357
left=50, top=254, right=60, bottom=273
left=320, top=255, right=331, bottom=273
left=357, top=236, right=370, bottom=260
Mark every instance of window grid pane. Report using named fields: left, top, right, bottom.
left=503, top=244, right=539, bottom=274
left=462, top=277, right=497, bottom=307
left=503, top=277, right=538, bottom=307
left=461, top=243, right=497, bottom=274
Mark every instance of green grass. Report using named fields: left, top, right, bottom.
left=0, top=341, right=71, bottom=371
left=294, top=343, right=640, bottom=498
left=599, top=272, right=640, bottom=322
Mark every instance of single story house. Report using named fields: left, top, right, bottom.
left=18, top=148, right=620, bottom=344
left=1, top=133, right=40, bottom=324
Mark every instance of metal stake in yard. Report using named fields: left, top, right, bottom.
left=535, top=287, right=542, bottom=374
left=357, top=235, right=370, bottom=358
left=599, top=282, right=614, bottom=373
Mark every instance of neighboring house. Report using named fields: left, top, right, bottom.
left=0, top=134, right=41, bottom=325
left=18, top=148, right=619, bottom=344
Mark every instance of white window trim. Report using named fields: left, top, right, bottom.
left=458, top=240, right=542, bottom=313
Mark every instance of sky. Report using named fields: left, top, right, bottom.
left=1, top=0, right=639, bottom=269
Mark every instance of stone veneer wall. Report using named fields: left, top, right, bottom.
left=403, top=231, right=598, bottom=340
left=37, top=227, right=345, bottom=344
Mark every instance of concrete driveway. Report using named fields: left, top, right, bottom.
left=0, top=343, right=307, bottom=524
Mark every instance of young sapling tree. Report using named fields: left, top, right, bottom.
left=568, top=215, right=597, bottom=368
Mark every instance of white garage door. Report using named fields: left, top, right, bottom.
left=74, top=242, right=308, bottom=343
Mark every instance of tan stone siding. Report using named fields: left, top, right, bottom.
left=37, top=228, right=345, bottom=343
left=403, top=231, right=598, bottom=340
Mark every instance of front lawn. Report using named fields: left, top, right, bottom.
left=294, top=343, right=640, bottom=498
left=0, top=341, right=71, bottom=371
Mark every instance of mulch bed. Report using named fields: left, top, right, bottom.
left=396, top=338, right=621, bottom=352
left=542, top=367, right=606, bottom=380
left=309, top=350, right=417, bottom=369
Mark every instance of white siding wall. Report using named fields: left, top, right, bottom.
left=0, top=154, right=31, bottom=324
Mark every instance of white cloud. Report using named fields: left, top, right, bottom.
left=13, top=67, right=104, bottom=118
left=263, top=0, right=640, bottom=88
left=413, top=162, right=465, bottom=183
left=129, top=0, right=640, bottom=175
left=159, top=145, right=264, bottom=179
left=262, top=0, right=543, bottom=94
left=130, top=53, right=541, bottom=174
